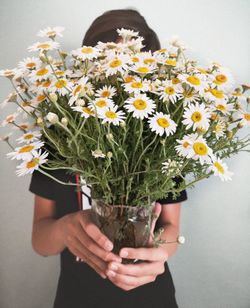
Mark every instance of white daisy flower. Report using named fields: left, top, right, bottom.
left=1, top=113, right=19, bottom=127
left=37, top=26, right=65, bottom=38
left=182, top=88, right=200, bottom=105
left=212, top=121, right=226, bottom=139
left=122, top=76, right=150, bottom=94
left=28, top=41, right=60, bottom=52
left=124, top=94, right=156, bottom=119
left=89, top=97, right=114, bottom=111
left=104, top=53, right=129, bottom=77
left=212, top=101, right=234, bottom=115
left=16, top=131, right=42, bottom=144
left=148, top=112, right=177, bottom=136
left=1, top=92, right=17, bottom=109
left=207, top=157, right=233, bottom=181
left=187, top=134, right=213, bottom=165
left=71, top=46, right=100, bottom=61
left=182, top=102, right=210, bottom=131
left=158, top=80, right=183, bottom=104
left=71, top=106, right=95, bottom=118
left=68, top=77, right=93, bottom=106
left=117, top=28, right=139, bottom=41
left=238, top=111, right=250, bottom=127
left=126, top=37, right=145, bottom=52
left=95, top=85, right=116, bottom=99
left=0, top=68, right=18, bottom=78
left=7, top=141, right=44, bottom=160
left=175, top=134, right=195, bottom=157
left=137, top=51, right=157, bottom=66
left=31, top=94, right=47, bottom=106
left=49, top=78, right=72, bottom=96
left=204, top=88, right=227, bottom=103
left=18, top=57, right=41, bottom=72
left=29, top=66, right=52, bottom=81
left=211, top=67, right=234, bottom=91
left=91, top=149, right=106, bottom=158
left=98, top=105, right=125, bottom=126
left=16, top=150, right=49, bottom=176
left=130, top=62, right=156, bottom=75
left=179, top=73, right=207, bottom=92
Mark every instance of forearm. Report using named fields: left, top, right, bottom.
left=157, top=222, right=180, bottom=259
left=32, top=216, right=66, bottom=257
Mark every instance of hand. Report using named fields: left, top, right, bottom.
left=61, top=209, right=122, bottom=279
left=106, top=203, right=169, bottom=291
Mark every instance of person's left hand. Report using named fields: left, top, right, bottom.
left=106, top=203, right=169, bottom=291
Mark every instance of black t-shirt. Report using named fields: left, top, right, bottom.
left=29, top=169, right=187, bottom=308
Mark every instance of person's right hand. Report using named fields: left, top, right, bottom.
left=60, top=209, right=122, bottom=279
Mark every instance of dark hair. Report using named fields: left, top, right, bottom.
left=82, top=9, right=161, bottom=52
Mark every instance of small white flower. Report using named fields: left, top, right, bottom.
left=122, top=76, right=150, bottom=94
left=29, top=66, right=52, bottom=81
left=158, top=80, right=183, bottom=104
left=37, top=26, right=65, bottom=38
left=91, top=149, right=106, bottom=158
left=148, top=112, right=177, bottom=136
left=117, top=28, right=139, bottom=41
left=207, top=157, right=233, bottom=181
left=49, top=78, right=72, bottom=96
left=16, top=131, right=41, bottom=144
left=71, top=46, right=100, bottom=61
left=95, top=85, right=116, bottom=99
left=16, top=150, right=49, bottom=176
left=130, top=61, right=156, bottom=75
left=238, top=111, right=250, bottom=127
left=47, top=112, right=59, bottom=124
left=7, top=141, right=44, bottom=160
left=89, top=97, right=114, bottom=112
left=28, top=41, right=60, bottom=52
left=104, top=53, right=129, bottom=77
left=71, top=106, right=95, bottom=118
left=1, top=113, right=19, bottom=127
left=179, top=73, right=207, bottom=93
left=124, top=93, right=156, bottom=119
left=18, top=57, right=41, bottom=72
left=98, top=105, right=126, bottom=126
left=175, top=134, right=194, bottom=157
left=182, top=103, right=210, bottom=131
left=0, top=68, right=18, bottom=78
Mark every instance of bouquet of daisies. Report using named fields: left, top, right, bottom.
left=1, top=26, right=250, bottom=207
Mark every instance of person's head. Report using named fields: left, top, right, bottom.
left=82, top=8, right=161, bottom=52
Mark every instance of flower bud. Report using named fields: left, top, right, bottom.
left=47, top=112, right=59, bottom=124
left=61, top=117, right=68, bottom=126
left=107, top=151, right=113, bottom=159
left=177, top=235, right=185, bottom=244
left=36, top=117, right=43, bottom=126
left=226, top=130, right=233, bottom=138
left=49, top=93, right=58, bottom=103
left=106, top=133, right=114, bottom=141
left=120, top=121, right=126, bottom=128
left=75, top=99, right=85, bottom=106
left=237, top=122, right=244, bottom=129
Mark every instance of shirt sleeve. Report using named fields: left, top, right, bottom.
left=156, top=177, right=187, bottom=204
left=29, top=169, right=56, bottom=200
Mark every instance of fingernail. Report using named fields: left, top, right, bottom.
left=101, top=273, right=107, bottom=279
left=105, top=242, right=113, bottom=251
left=120, top=250, right=128, bottom=257
left=107, top=270, right=116, bottom=277
left=110, top=263, right=118, bottom=270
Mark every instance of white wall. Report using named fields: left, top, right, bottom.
left=0, top=0, right=249, bottom=307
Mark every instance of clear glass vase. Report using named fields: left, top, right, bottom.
left=91, top=199, right=154, bottom=264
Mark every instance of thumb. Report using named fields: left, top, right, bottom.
left=148, top=202, right=162, bottom=245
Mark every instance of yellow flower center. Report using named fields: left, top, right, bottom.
left=81, top=47, right=93, bottom=54
left=133, top=99, right=147, bottom=110
left=144, top=58, right=155, bottom=65
left=55, top=79, right=67, bottom=89
left=131, top=81, right=143, bottom=89
left=213, top=162, right=224, bottom=173
left=191, top=111, right=202, bottom=122
left=216, top=104, right=226, bottom=111
left=165, top=59, right=176, bottom=66
left=193, top=142, right=208, bottom=155
left=36, top=68, right=49, bottom=76
left=184, top=90, right=194, bottom=98
left=24, top=134, right=34, bottom=140
left=124, top=76, right=135, bottom=83
left=73, top=85, right=82, bottom=96
left=105, top=111, right=117, bottom=119
left=131, top=57, right=140, bottom=63
left=22, top=101, right=31, bottom=107
left=37, top=43, right=51, bottom=49
left=96, top=100, right=107, bottom=107
left=214, top=74, right=227, bottom=84
left=165, top=86, right=175, bottom=95
left=136, top=66, right=149, bottom=74
left=110, top=59, right=122, bottom=68
left=158, top=48, right=167, bottom=53
left=183, top=141, right=190, bottom=148
left=101, top=90, right=110, bottom=97
left=82, top=107, right=94, bottom=115
left=197, top=68, right=208, bottom=74
left=47, top=31, right=56, bottom=37
left=26, top=62, right=36, bottom=69
left=20, top=124, right=29, bottom=129
left=37, top=95, right=46, bottom=102
left=6, top=115, right=14, bottom=123
left=55, top=71, right=64, bottom=76
left=187, top=76, right=200, bottom=86
left=42, top=80, right=52, bottom=87
left=157, top=118, right=170, bottom=128
left=18, top=145, right=34, bottom=153
left=210, top=89, right=224, bottom=99
left=172, top=78, right=181, bottom=84
left=26, top=158, right=40, bottom=169
left=244, top=113, right=250, bottom=121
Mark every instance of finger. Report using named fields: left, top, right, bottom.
left=70, top=224, right=122, bottom=263
left=107, top=271, right=156, bottom=289
left=67, top=243, right=107, bottom=279
left=80, top=211, right=114, bottom=252
left=107, top=261, right=165, bottom=277
left=148, top=202, right=162, bottom=245
left=119, top=247, right=168, bottom=262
